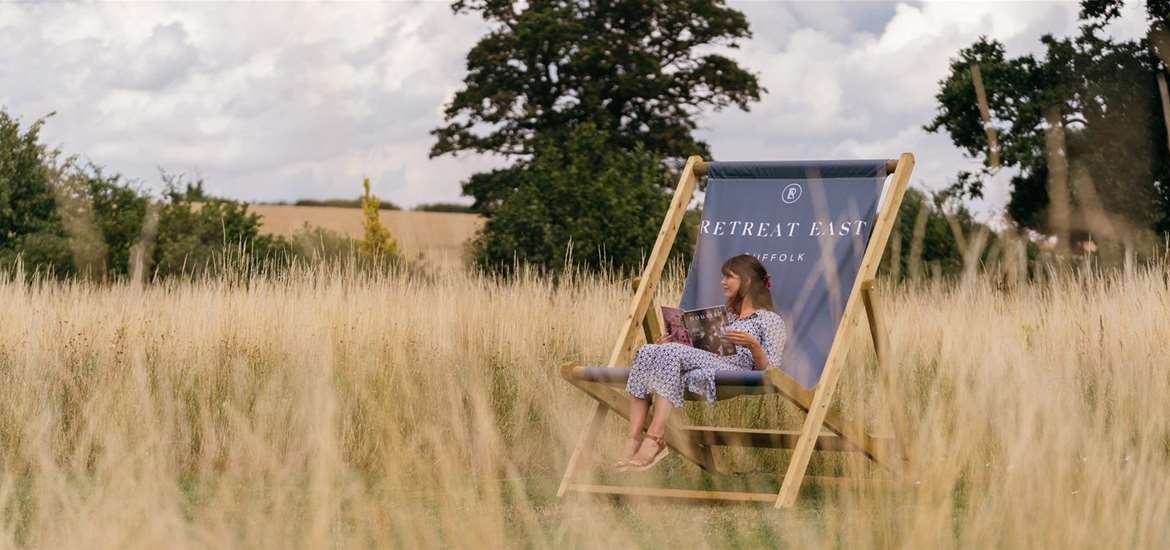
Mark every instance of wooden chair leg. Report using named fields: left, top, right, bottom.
left=775, top=369, right=841, bottom=508
left=557, top=403, right=608, bottom=497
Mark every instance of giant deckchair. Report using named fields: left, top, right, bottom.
left=558, top=153, right=915, bottom=508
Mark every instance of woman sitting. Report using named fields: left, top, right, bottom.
left=617, top=254, right=787, bottom=472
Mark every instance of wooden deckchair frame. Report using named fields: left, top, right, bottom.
left=557, top=153, right=916, bottom=508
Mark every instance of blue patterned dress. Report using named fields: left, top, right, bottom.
left=626, top=308, right=787, bottom=408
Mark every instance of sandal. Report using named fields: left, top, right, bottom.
left=627, top=434, right=669, bottom=472
left=612, top=435, right=643, bottom=472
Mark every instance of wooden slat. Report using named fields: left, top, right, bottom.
left=632, top=276, right=666, bottom=344
left=567, top=475, right=899, bottom=503
left=679, top=426, right=893, bottom=452
left=775, top=153, right=915, bottom=509
left=862, top=281, right=911, bottom=470
left=568, top=484, right=776, bottom=503
left=555, top=402, right=608, bottom=498
left=699, top=159, right=901, bottom=177
left=860, top=281, right=887, bottom=365
left=606, top=156, right=702, bottom=368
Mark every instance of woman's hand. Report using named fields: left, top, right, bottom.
left=655, top=333, right=674, bottom=344
left=724, top=330, right=769, bottom=370
left=722, top=330, right=760, bottom=351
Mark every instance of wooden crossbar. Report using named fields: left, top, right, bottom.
left=567, top=484, right=777, bottom=503
left=566, top=474, right=902, bottom=503
left=681, top=426, right=895, bottom=453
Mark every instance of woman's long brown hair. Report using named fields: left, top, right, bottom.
left=722, top=254, right=775, bottom=315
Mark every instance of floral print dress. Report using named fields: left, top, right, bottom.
left=626, top=308, right=787, bottom=408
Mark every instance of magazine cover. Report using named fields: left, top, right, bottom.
left=660, top=305, right=736, bottom=356
left=660, top=306, right=692, bottom=346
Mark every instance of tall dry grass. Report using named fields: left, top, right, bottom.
left=0, top=254, right=1168, bottom=548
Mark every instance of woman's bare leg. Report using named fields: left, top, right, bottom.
left=646, top=394, right=673, bottom=438
left=613, top=395, right=650, bottom=464
left=628, top=395, right=650, bottom=439
left=631, top=395, right=674, bottom=463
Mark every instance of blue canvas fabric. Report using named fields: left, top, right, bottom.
left=679, top=159, right=888, bottom=388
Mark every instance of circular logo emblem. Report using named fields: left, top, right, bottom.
left=781, top=183, right=803, bottom=204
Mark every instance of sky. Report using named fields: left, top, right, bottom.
left=0, top=1, right=1155, bottom=224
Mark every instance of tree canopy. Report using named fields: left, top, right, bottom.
left=432, top=0, right=763, bottom=163
left=925, top=0, right=1170, bottom=239
left=438, top=0, right=760, bottom=275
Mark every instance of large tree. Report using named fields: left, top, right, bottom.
left=925, top=0, right=1170, bottom=240
left=433, top=0, right=763, bottom=208
left=0, top=111, right=72, bottom=275
left=435, top=0, right=762, bottom=274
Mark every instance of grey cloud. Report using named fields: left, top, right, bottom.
left=733, top=1, right=907, bottom=48
left=121, top=22, right=200, bottom=90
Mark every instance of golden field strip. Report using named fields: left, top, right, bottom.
left=1, top=254, right=1168, bottom=548
left=246, top=204, right=483, bottom=258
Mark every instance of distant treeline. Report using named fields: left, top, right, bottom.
left=275, top=199, right=474, bottom=213
left=292, top=198, right=400, bottom=210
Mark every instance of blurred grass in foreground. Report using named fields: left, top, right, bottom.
left=0, top=252, right=1168, bottom=548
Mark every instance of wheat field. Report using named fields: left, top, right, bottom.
left=0, top=251, right=1168, bottom=548
left=245, top=204, right=483, bottom=259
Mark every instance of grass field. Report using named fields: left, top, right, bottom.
left=1, top=251, right=1168, bottom=548
left=246, top=204, right=483, bottom=259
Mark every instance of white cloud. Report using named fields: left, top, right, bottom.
left=0, top=1, right=492, bottom=206
left=0, top=0, right=1156, bottom=216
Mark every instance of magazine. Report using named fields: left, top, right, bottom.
left=659, top=305, right=737, bottom=356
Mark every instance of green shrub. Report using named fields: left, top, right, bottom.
left=151, top=190, right=284, bottom=279
left=286, top=223, right=355, bottom=264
